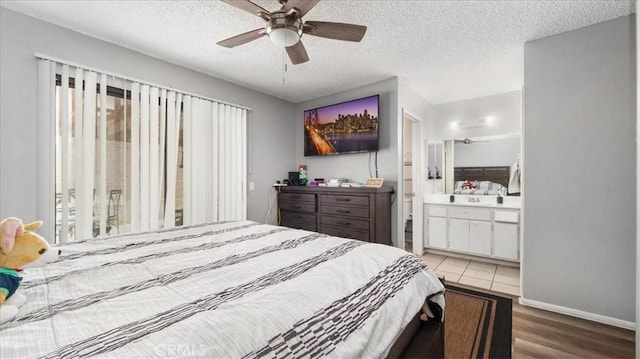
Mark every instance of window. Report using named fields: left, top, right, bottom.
left=39, top=59, right=247, bottom=244
left=54, top=77, right=185, bottom=242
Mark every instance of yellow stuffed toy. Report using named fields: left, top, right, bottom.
left=0, top=217, right=60, bottom=324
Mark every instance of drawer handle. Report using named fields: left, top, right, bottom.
left=335, top=210, right=351, bottom=214
left=336, top=221, right=351, bottom=226
left=295, top=215, right=303, bottom=219
left=292, top=206, right=301, bottom=209
left=336, top=198, right=351, bottom=202
left=291, top=195, right=301, bottom=199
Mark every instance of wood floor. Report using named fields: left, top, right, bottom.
left=512, top=300, right=635, bottom=358
left=449, top=282, right=636, bottom=358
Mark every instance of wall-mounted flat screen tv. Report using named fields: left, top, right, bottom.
left=304, top=94, right=379, bottom=156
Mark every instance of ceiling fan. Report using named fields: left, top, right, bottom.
left=217, top=0, right=367, bottom=65
left=454, top=138, right=488, bottom=145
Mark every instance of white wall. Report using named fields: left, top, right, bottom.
left=0, top=9, right=296, bottom=226
left=429, top=90, right=522, bottom=141
left=523, top=15, right=636, bottom=325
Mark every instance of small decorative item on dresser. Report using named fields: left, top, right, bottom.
left=365, top=178, right=384, bottom=187
left=298, top=164, right=308, bottom=185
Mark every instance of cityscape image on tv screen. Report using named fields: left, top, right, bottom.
left=304, top=95, right=379, bottom=156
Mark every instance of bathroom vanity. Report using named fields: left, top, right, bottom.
left=424, top=194, right=521, bottom=263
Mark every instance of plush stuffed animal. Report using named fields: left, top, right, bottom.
left=0, top=217, right=60, bottom=324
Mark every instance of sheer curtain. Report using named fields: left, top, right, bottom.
left=38, top=57, right=248, bottom=243
left=182, top=98, right=247, bottom=226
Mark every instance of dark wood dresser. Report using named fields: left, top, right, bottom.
left=277, top=186, right=393, bottom=245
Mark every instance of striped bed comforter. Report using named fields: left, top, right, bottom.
left=0, top=221, right=444, bottom=358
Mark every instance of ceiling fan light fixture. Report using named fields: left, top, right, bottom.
left=219, top=0, right=367, bottom=65
left=269, top=27, right=300, bottom=47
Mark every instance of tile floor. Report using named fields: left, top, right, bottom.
left=421, top=252, right=521, bottom=297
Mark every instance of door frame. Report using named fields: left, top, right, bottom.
left=398, top=108, right=424, bottom=255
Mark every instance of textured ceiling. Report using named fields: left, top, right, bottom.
left=1, top=0, right=635, bottom=104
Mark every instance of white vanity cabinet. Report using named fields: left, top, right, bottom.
left=448, top=218, right=493, bottom=254
left=493, top=210, right=520, bottom=260
left=427, top=206, right=447, bottom=249
left=448, top=207, right=492, bottom=254
left=449, top=218, right=470, bottom=252
left=469, top=221, right=492, bottom=256
left=425, top=203, right=520, bottom=262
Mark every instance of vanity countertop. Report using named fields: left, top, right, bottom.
left=424, top=195, right=521, bottom=210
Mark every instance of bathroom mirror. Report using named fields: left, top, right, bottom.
left=426, top=141, right=443, bottom=180
left=425, top=140, right=444, bottom=194
left=443, top=133, right=521, bottom=195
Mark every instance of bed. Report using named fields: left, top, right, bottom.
left=454, top=166, right=510, bottom=195
left=454, top=180, right=506, bottom=195
left=0, top=221, right=445, bottom=358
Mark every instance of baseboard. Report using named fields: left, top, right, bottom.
left=519, top=297, right=636, bottom=330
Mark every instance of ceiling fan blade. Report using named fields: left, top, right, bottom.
left=284, top=0, right=320, bottom=17
left=286, top=41, right=309, bottom=65
left=221, top=0, right=270, bottom=17
left=303, top=21, right=366, bottom=42
left=217, top=28, right=266, bottom=48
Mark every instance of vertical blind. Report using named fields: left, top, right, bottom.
left=38, top=58, right=248, bottom=243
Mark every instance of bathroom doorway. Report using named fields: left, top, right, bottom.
left=401, top=109, right=424, bottom=255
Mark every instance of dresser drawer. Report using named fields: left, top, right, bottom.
left=320, top=215, right=370, bottom=231
left=320, top=225, right=369, bottom=242
left=494, top=210, right=519, bottom=223
left=278, top=187, right=390, bottom=246
left=279, top=200, right=315, bottom=213
left=280, top=219, right=317, bottom=232
left=281, top=211, right=316, bottom=224
left=448, top=207, right=491, bottom=221
left=279, top=192, right=315, bottom=203
left=319, top=205, right=369, bottom=218
left=319, top=194, right=369, bottom=207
